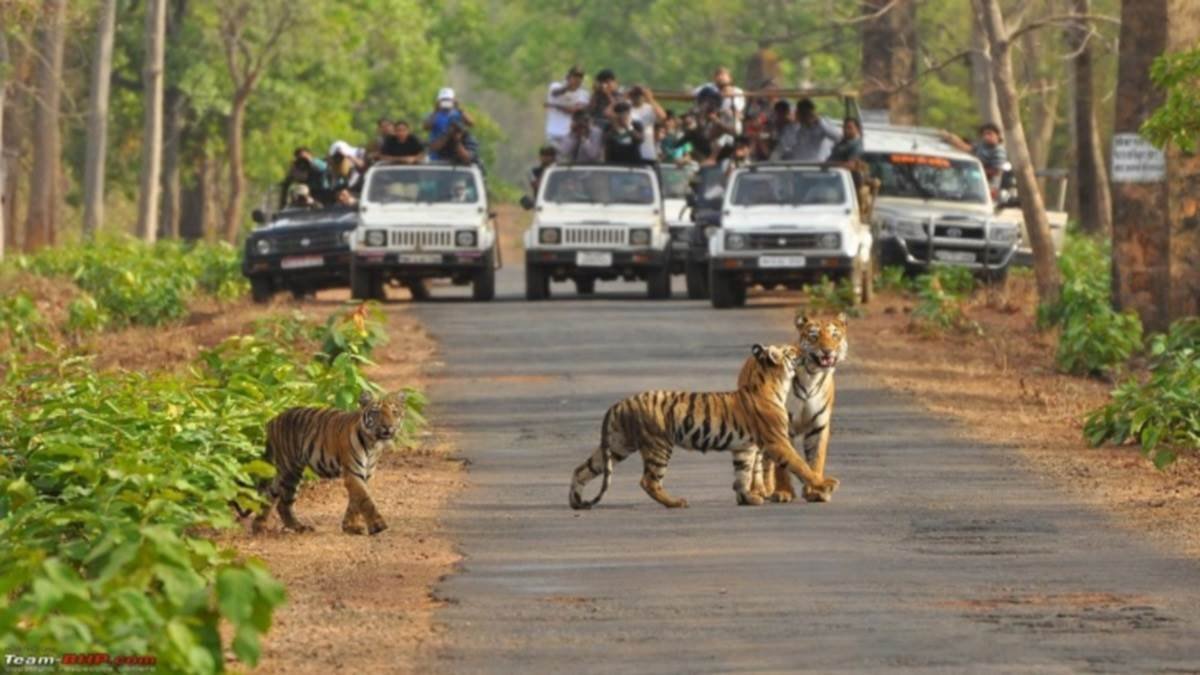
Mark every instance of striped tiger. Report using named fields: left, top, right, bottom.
left=750, top=313, right=847, bottom=504
left=569, top=343, right=840, bottom=509
left=239, top=391, right=404, bottom=535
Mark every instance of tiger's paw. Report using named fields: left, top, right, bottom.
left=771, top=489, right=796, bottom=504
left=736, top=492, right=765, bottom=506
left=284, top=521, right=314, bottom=533
left=368, top=520, right=389, bottom=535
left=342, top=522, right=366, bottom=535
left=804, top=478, right=840, bottom=503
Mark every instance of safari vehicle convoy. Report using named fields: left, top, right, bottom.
left=351, top=163, right=499, bottom=301
left=242, top=205, right=357, bottom=303
left=522, top=164, right=672, bottom=300
left=707, top=164, right=874, bottom=308
left=862, top=124, right=1024, bottom=279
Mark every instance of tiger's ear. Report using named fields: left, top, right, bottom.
left=794, top=313, right=809, bottom=329
left=751, top=343, right=767, bottom=363
left=752, top=343, right=779, bottom=366
left=358, top=390, right=375, bottom=408
left=836, top=311, right=848, bottom=325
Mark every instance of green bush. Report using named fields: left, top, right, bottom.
left=803, top=276, right=860, bottom=317
left=14, top=237, right=248, bottom=329
left=0, top=293, right=48, bottom=348
left=1084, top=318, right=1200, bottom=468
left=0, top=306, right=420, bottom=673
left=911, top=266, right=979, bottom=334
left=1038, top=235, right=1143, bottom=376
left=875, top=265, right=912, bottom=293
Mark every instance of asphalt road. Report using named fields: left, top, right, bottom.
left=412, top=269, right=1200, bottom=674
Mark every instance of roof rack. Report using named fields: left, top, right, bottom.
left=653, top=86, right=858, bottom=102
left=862, top=123, right=952, bottom=140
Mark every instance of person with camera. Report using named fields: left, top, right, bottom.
left=603, top=101, right=646, bottom=165
left=425, top=87, right=477, bottom=162
left=545, top=66, right=591, bottom=153
left=279, top=147, right=331, bottom=209
left=562, top=110, right=604, bottom=163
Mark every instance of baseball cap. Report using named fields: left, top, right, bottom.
left=566, top=65, right=584, bottom=78
left=437, top=87, right=456, bottom=108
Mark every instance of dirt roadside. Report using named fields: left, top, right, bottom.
left=848, top=275, right=1200, bottom=559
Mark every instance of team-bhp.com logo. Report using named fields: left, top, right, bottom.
left=5, top=653, right=156, bottom=670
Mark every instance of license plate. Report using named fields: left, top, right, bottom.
left=280, top=255, right=324, bottom=270
left=934, top=250, right=977, bottom=263
left=758, top=255, right=807, bottom=268
left=576, top=251, right=613, bottom=267
left=398, top=253, right=442, bottom=264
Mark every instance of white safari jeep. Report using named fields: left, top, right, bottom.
left=352, top=163, right=498, bottom=301
left=707, top=163, right=872, bottom=309
left=862, top=124, right=1021, bottom=277
left=522, top=164, right=671, bottom=300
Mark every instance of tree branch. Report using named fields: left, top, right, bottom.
left=1008, top=12, right=1121, bottom=43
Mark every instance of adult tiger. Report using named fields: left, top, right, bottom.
left=569, top=343, right=840, bottom=509
left=236, top=391, right=405, bottom=535
left=750, top=313, right=847, bottom=504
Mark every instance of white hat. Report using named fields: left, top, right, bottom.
left=437, top=87, right=456, bottom=108
left=328, top=140, right=362, bottom=160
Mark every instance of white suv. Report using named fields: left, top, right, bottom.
left=707, top=164, right=872, bottom=309
left=862, top=124, right=1020, bottom=277
left=522, top=164, right=671, bottom=300
left=352, top=163, right=497, bottom=301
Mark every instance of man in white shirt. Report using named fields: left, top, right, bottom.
left=544, top=65, right=591, bottom=153
left=627, top=86, right=665, bottom=162
left=771, top=98, right=842, bottom=162
left=695, top=66, right=746, bottom=135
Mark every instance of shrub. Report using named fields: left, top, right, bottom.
left=1038, top=235, right=1143, bottom=376
left=15, top=237, right=247, bottom=329
left=1084, top=318, right=1200, bottom=468
left=0, top=293, right=48, bottom=348
left=910, top=267, right=979, bottom=334
left=803, top=276, right=860, bottom=316
left=875, top=265, right=911, bottom=293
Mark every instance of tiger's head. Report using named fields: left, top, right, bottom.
left=795, top=313, right=848, bottom=370
left=358, top=390, right=405, bottom=442
left=739, top=343, right=803, bottom=396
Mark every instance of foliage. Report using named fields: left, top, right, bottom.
left=1142, top=47, right=1200, bottom=153
left=911, top=266, right=979, bottom=334
left=1038, top=235, right=1143, bottom=376
left=0, top=305, right=419, bottom=673
left=0, top=293, right=48, bottom=348
left=875, top=265, right=913, bottom=293
left=14, top=237, right=246, bottom=329
left=1084, top=318, right=1200, bottom=468
left=803, top=276, right=861, bottom=317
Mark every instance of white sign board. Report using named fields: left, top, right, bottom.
left=1111, top=133, right=1166, bottom=183
left=860, top=108, right=890, bottom=125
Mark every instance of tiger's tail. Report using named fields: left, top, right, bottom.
left=569, top=408, right=615, bottom=510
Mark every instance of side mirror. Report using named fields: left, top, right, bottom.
left=519, top=195, right=535, bottom=211
left=251, top=209, right=266, bottom=225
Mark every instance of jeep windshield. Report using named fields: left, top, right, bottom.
left=864, top=152, right=989, bottom=204
left=366, top=168, right=480, bottom=204
left=543, top=169, right=655, bottom=205
left=659, top=165, right=694, bottom=200
left=729, top=171, right=847, bottom=207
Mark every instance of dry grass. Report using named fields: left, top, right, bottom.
left=853, top=273, right=1200, bottom=559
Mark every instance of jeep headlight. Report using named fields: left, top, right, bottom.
left=990, top=224, right=1019, bottom=243
left=455, top=229, right=477, bottom=247
left=726, top=232, right=746, bottom=250
left=365, top=229, right=386, bottom=247
left=341, top=231, right=353, bottom=245
left=539, top=227, right=561, bottom=244
left=630, top=228, right=651, bottom=246
left=254, top=238, right=272, bottom=256
left=818, top=233, right=841, bottom=250
left=895, top=219, right=925, bottom=239
left=704, top=225, right=719, bottom=239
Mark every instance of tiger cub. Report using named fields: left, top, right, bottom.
left=569, top=344, right=840, bottom=509
left=750, top=313, right=847, bottom=504
left=240, top=391, right=404, bottom=535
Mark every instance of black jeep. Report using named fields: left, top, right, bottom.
left=242, top=205, right=357, bottom=302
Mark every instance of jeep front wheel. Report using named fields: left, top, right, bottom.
left=685, top=258, right=709, bottom=299
left=709, top=268, right=746, bottom=308
left=350, top=263, right=382, bottom=301
left=250, top=277, right=274, bottom=304
left=646, top=265, right=671, bottom=300
left=525, top=264, right=550, bottom=301
left=472, top=249, right=496, bottom=301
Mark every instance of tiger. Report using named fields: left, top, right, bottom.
left=569, top=343, right=840, bottom=509
left=748, top=313, right=847, bottom=504
left=236, top=391, right=405, bottom=535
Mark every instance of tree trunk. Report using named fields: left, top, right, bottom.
left=161, top=87, right=185, bottom=239
left=82, top=0, right=118, bottom=239
left=222, top=94, right=248, bottom=243
left=1112, top=0, right=1200, bottom=329
left=978, top=0, right=1061, bottom=304
left=969, top=4, right=1002, bottom=127
left=0, top=31, right=9, bottom=261
left=23, top=0, right=65, bottom=251
left=1019, top=24, right=1061, bottom=173
left=1068, top=0, right=1113, bottom=235
left=860, top=0, right=918, bottom=125
left=136, top=0, right=167, bottom=243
